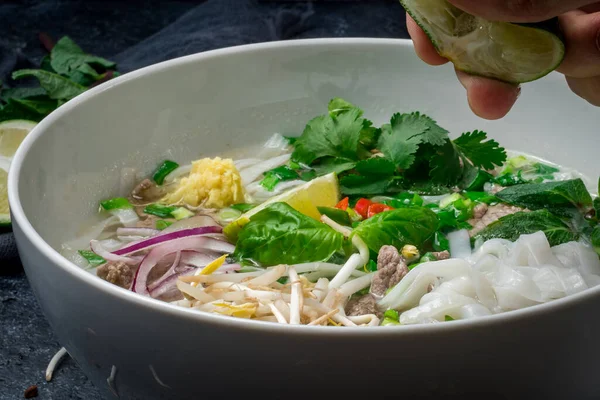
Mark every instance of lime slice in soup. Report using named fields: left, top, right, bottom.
left=224, top=172, right=340, bottom=241
left=0, top=120, right=38, bottom=226
left=401, top=0, right=566, bottom=84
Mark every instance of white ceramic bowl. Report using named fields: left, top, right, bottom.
left=8, top=38, right=600, bottom=399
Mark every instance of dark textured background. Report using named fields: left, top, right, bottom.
left=0, top=1, right=409, bottom=398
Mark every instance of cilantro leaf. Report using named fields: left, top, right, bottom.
left=311, top=157, right=357, bottom=176
left=453, top=130, right=507, bottom=170
left=291, top=108, right=364, bottom=165
left=428, top=140, right=462, bottom=185
left=377, top=112, right=449, bottom=170
left=340, top=174, right=394, bottom=195
left=354, top=157, right=396, bottom=176
left=328, top=97, right=363, bottom=117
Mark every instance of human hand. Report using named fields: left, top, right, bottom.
left=406, top=0, right=600, bottom=119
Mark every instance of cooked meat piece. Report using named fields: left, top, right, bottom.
left=130, top=178, right=166, bottom=203
left=96, top=261, right=134, bottom=289
left=432, top=250, right=450, bottom=260
left=473, top=203, right=488, bottom=219
left=371, top=245, right=409, bottom=296
left=468, top=204, right=526, bottom=236
left=345, top=294, right=379, bottom=317
left=136, top=214, right=161, bottom=229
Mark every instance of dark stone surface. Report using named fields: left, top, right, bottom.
left=0, top=1, right=409, bottom=398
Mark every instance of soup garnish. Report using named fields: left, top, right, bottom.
left=62, top=98, right=600, bottom=327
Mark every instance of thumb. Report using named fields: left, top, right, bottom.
left=556, top=11, right=600, bottom=78
left=448, top=0, right=600, bottom=22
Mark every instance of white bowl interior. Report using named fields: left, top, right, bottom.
left=13, top=39, right=599, bottom=252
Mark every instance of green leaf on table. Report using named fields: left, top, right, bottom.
left=233, top=202, right=344, bottom=266
left=50, top=36, right=116, bottom=76
left=12, top=69, right=86, bottom=101
left=0, top=99, right=47, bottom=123
left=0, top=87, right=47, bottom=102
left=351, top=206, right=439, bottom=253
left=473, top=210, right=579, bottom=246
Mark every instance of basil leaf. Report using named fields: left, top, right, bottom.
left=351, top=206, right=439, bottom=253
left=50, top=37, right=116, bottom=76
left=473, top=210, right=579, bottom=246
left=12, top=69, right=86, bottom=101
left=0, top=87, right=47, bottom=102
left=495, top=179, right=593, bottom=217
left=233, top=202, right=344, bottom=266
left=0, top=99, right=47, bottom=123
left=317, top=206, right=352, bottom=226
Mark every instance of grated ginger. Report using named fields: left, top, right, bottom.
left=161, top=157, right=244, bottom=208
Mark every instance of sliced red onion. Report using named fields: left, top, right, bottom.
left=90, top=240, right=139, bottom=265
left=147, top=251, right=182, bottom=292
left=149, top=267, right=196, bottom=299
left=131, top=236, right=234, bottom=295
left=113, top=226, right=225, bottom=256
left=116, top=227, right=160, bottom=237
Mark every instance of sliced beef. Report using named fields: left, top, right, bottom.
left=136, top=214, right=161, bottom=229
left=345, top=294, right=380, bottom=317
left=432, top=250, right=450, bottom=260
left=468, top=203, right=526, bottom=236
left=96, top=261, right=135, bottom=289
left=129, top=178, right=166, bottom=204
left=371, top=245, right=409, bottom=297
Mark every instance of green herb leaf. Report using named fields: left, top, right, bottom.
left=0, top=99, right=47, bottom=123
left=50, top=37, right=116, bottom=76
left=78, top=250, right=106, bottom=267
left=351, top=206, right=438, bottom=254
left=260, top=165, right=299, bottom=191
left=453, top=130, right=507, bottom=170
left=317, top=206, right=352, bottom=226
left=378, top=112, right=449, bottom=170
left=495, top=179, right=593, bottom=217
left=311, top=157, right=357, bottom=176
left=534, top=163, right=559, bottom=175
left=152, top=160, right=179, bottom=185
left=473, top=210, right=579, bottom=246
left=444, top=315, right=455, bottom=321
left=291, top=108, right=364, bottom=165
left=591, top=225, right=600, bottom=254
left=12, top=97, right=58, bottom=115
left=12, top=69, right=86, bottom=101
left=0, top=87, right=47, bottom=102
left=354, top=157, right=396, bottom=176
left=233, top=202, right=344, bottom=266
left=428, top=140, right=462, bottom=185
left=328, top=97, right=362, bottom=117
left=340, top=174, right=394, bottom=195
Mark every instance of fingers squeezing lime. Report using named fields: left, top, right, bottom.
left=402, top=0, right=565, bottom=84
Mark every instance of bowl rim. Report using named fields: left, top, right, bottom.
left=8, top=37, right=598, bottom=336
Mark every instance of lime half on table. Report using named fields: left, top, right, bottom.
left=0, top=120, right=37, bottom=226
left=401, top=0, right=566, bottom=84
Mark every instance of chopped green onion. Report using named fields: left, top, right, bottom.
left=277, top=277, right=289, bottom=284
left=463, top=191, right=499, bottom=205
left=534, top=163, right=559, bottom=175
left=260, top=165, right=299, bottom=191
left=78, top=250, right=106, bottom=267
left=364, top=259, right=378, bottom=272
left=171, top=207, right=194, bottom=220
left=152, top=160, right=179, bottom=185
left=218, top=208, right=242, bottom=222
left=445, top=315, right=455, bottom=322
left=230, top=203, right=255, bottom=213
left=144, top=203, right=176, bottom=218
left=439, top=193, right=463, bottom=209
left=384, top=309, right=399, bottom=321
left=155, top=219, right=173, bottom=230
left=100, top=197, right=132, bottom=211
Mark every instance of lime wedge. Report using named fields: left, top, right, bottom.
left=401, top=0, right=566, bottom=83
left=224, top=172, right=341, bottom=241
left=0, top=120, right=38, bottom=226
